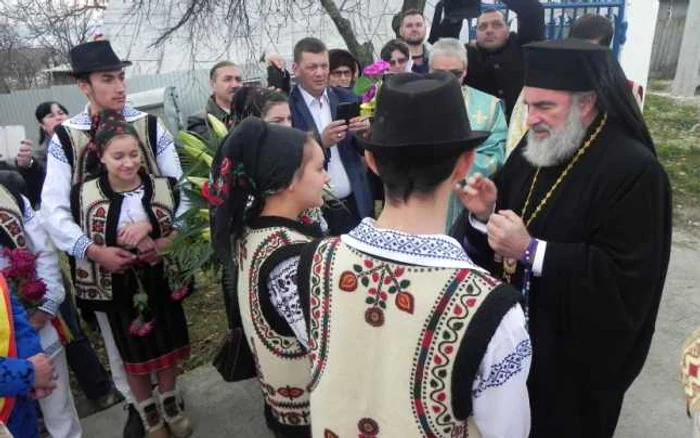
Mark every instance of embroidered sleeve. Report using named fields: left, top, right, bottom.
left=71, top=235, right=93, bottom=260
left=267, top=256, right=308, bottom=348
left=21, top=196, right=35, bottom=224
left=155, top=121, right=189, bottom=228
left=47, top=136, right=68, bottom=164
left=41, top=135, right=93, bottom=258
left=156, top=122, right=177, bottom=156
left=23, top=197, right=65, bottom=315
left=471, top=305, right=532, bottom=438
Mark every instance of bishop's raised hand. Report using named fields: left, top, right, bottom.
left=455, top=173, right=498, bottom=222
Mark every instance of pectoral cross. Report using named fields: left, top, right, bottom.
left=472, top=109, right=488, bottom=126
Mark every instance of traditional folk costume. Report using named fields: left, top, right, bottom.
left=206, top=118, right=325, bottom=438
left=445, top=86, right=508, bottom=230
left=70, top=170, right=190, bottom=374
left=265, top=73, right=532, bottom=437
left=0, top=173, right=82, bottom=437
left=453, top=40, right=672, bottom=438
left=0, top=275, right=42, bottom=438
left=40, top=41, right=186, bottom=424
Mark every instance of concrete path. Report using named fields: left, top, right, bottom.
left=81, top=231, right=700, bottom=438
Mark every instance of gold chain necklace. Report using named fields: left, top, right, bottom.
left=502, top=113, right=608, bottom=283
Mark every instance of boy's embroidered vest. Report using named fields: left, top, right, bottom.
left=0, top=186, right=26, bottom=251
left=55, top=115, right=161, bottom=186
left=237, top=225, right=314, bottom=430
left=0, top=275, right=18, bottom=422
left=73, top=175, right=176, bottom=302
left=303, top=238, right=512, bottom=438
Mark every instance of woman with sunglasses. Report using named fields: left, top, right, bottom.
left=380, top=39, right=413, bottom=74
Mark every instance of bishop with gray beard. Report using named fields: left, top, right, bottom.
left=451, top=39, right=672, bottom=438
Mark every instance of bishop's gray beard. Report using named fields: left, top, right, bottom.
left=523, top=103, right=588, bottom=168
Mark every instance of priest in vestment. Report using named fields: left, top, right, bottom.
left=428, top=38, right=508, bottom=230
left=451, top=39, right=672, bottom=438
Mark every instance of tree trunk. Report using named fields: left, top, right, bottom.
left=671, top=0, right=700, bottom=97
left=319, top=0, right=374, bottom=66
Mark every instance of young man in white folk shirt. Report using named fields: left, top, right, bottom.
left=268, top=72, right=532, bottom=437
left=40, top=40, right=186, bottom=438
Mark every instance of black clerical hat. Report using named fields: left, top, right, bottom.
left=69, top=40, right=132, bottom=76
left=363, top=71, right=488, bottom=157
left=523, top=39, right=608, bottom=92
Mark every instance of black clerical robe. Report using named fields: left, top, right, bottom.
left=452, top=115, right=672, bottom=438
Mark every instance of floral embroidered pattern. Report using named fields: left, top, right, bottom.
left=153, top=204, right=173, bottom=236
left=339, top=258, right=415, bottom=328
left=358, top=417, right=380, bottom=437
left=410, top=268, right=489, bottom=437
left=472, top=338, right=532, bottom=398
left=0, top=209, right=26, bottom=249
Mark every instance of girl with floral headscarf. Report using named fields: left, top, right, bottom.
left=69, top=111, right=192, bottom=438
left=209, top=117, right=328, bottom=438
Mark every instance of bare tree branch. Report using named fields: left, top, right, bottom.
left=126, top=0, right=418, bottom=71
left=0, top=0, right=104, bottom=64
left=319, top=0, right=374, bottom=65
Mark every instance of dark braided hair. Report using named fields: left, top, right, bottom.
left=209, top=117, right=307, bottom=263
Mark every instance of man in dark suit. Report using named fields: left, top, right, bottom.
left=289, top=37, right=373, bottom=235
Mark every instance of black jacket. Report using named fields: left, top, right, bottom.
left=464, top=0, right=544, bottom=120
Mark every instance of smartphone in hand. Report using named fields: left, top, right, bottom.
left=335, top=101, right=360, bottom=124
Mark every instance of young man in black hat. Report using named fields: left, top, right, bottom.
left=453, top=39, right=672, bottom=437
left=268, top=72, right=531, bottom=437
left=40, top=39, right=186, bottom=438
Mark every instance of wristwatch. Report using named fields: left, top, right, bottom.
left=16, top=157, right=34, bottom=168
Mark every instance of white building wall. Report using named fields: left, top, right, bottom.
left=618, top=0, right=660, bottom=89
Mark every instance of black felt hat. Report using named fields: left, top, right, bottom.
left=69, top=40, right=132, bottom=76
left=523, top=39, right=608, bottom=92
left=363, top=71, right=488, bottom=158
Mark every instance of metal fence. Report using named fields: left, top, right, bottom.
left=467, top=0, right=627, bottom=58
